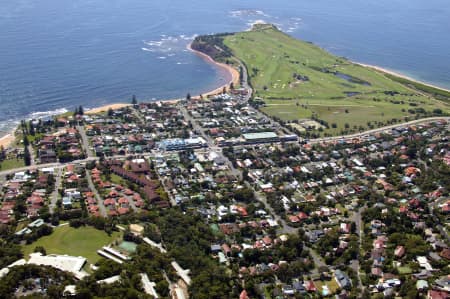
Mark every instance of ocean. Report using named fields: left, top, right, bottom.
left=1, top=0, right=449, bottom=136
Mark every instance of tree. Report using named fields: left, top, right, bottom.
left=23, top=146, right=31, bottom=166
left=107, top=108, right=113, bottom=117
left=78, top=105, right=84, bottom=115
left=29, top=122, right=35, bottom=136
left=186, top=93, right=191, bottom=100
left=0, top=145, right=5, bottom=161
left=23, top=135, right=29, bottom=147
left=131, top=94, right=137, bottom=105
left=239, top=66, right=244, bottom=83
left=0, top=241, right=23, bottom=268
left=233, top=187, right=255, bottom=203
left=34, top=246, right=46, bottom=255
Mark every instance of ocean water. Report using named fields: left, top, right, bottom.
left=1, top=0, right=449, bottom=135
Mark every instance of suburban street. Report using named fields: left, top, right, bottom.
left=27, top=144, right=35, bottom=166
left=85, top=170, right=107, bottom=217
left=77, top=125, right=94, bottom=158
left=311, top=116, right=450, bottom=144
left=1, top=116, right=447, bottom=178
left=49, top=167, right=62, bottom=214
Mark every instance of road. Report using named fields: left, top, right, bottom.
left=155, top=170, right=177, bottom=206
left=251, top=189, right=296, bottom=234
left=179, top=105, right=242, bottom=180
left=237, top=60, right=252, bottom=103
left=236, top=59, right=295, bottom=136
left=77, top=125, right=94, bottom=158
left=0, top=116, right=447, bottom=178
left=349, top=206, right=366, bottom=289
left=304, top=244, right=326, bottom=272
left=85, top=170, right=107, bottom=217
left=27, top=144, right=35, bottom=166
left=310, top=116, right=450, bottom=144
left=428, top=202, right=450, bottom=243
left=49, top=167, right=62, bottom=214
left=122, top=193, right=138, bottom=212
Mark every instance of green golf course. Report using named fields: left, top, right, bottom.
left=192, top=24, right=449, bottom=136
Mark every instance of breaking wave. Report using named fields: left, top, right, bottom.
left=28, top=107, right=69, bottom=119
left=229, top=9, right=302, bottom=33
left=141, top=33, right=198, bottom=57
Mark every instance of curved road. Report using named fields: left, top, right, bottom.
left=309, top=116, right=449, bottom=144
left=1, top=117, right=448, bottom=177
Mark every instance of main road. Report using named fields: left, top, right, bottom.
left=0, top=116, right=447, bottom=177
left=310, top=116, right=450, bottom=144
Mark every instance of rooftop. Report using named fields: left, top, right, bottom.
left=243, top=132, right=278, bottom=140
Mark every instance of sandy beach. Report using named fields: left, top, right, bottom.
left=0, top=55, right=238, bottom=148
left=85, top=103, right=131, bottom=115
left=355, top=62, right=450, bottom=93
left=1, top=48, right=447, bottom=151
left=0, top=133, right=15, bottom=149
left=187, top=43, right=240, bottom=99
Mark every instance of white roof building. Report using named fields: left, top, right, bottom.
left=28, top=253, right=88, bottom=280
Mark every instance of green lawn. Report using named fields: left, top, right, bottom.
left=314, top=278, right=340, bottom=295
left=335, top=204, right=347, bottom=214
left=0, top=158, right=25, bottom=171
left=22, top=225, right=122, bottom=264
left=110, top=173, right=126, bottom=185
left=397, top=266, right=413, bottom=275
left=217, top=24, right=449, bottom=135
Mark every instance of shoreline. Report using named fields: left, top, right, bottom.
left=355, top=62, right=450, bottom=93
left=1, top=43, right=448, bottom=149
left=85, top=103, right=131, bottom=115
left=186, top=42, right=240, bottom=99
left=0, top=133, right=15, bottom=149
left=0, top=43, right=239, bottom=148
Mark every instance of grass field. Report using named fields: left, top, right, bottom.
left=218, top=24, right=449, bottom=135
left=0, top=158, right=25, bottom=171
left=22, top=225, right=122, bottom=264
left=397, top=266, right=413, bottom=275
left=314, top=278, right=340, bottom=295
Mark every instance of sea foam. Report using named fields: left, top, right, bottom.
left=28, top=107, right=69, bottom=119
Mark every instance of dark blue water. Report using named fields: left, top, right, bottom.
left=1, top=0, right=449, bottom=134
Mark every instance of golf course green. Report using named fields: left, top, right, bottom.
left=193, top=24, right=449, bottom=135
